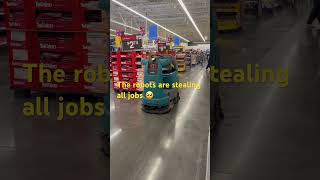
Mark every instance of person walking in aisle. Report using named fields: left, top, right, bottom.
left=200, top=51, right=205, bottom=67
left=307, top=0, right=320, bottom=27
left=206, top=53, right=212, bottom=70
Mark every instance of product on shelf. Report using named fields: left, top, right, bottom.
left=191, top=54, right=198, bottom=65
left=84, top=32, right=108, bottom=53
left=38, top=32, right=74, bottom=51
left=82, top=10, right=107, bottom=31
left=176, top=53, right=186, bottom=72
left=12, top=49, right=28, bottom=61
left=8, top=11, right=26, bottom=28
left=9, top=31, right=35, bottom=54
left=40, top=52, right=76, bottom=64
left=81, top=0, right=100, bottom=10
left=14, top=66, right=28, bottom=80
left=36, top=12, right=73, bottom=29
left=11, top=64, right=38, bottom=88
left=185, top=50, right=192, bottom=69
left=35, top=0, right=73, bottom=10
left=7, top=0, right=25, bottom=9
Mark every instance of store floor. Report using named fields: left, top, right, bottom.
left=110, top=65, right=210, bottom=180
left=0, top=49, right=107, bottom=180
left=212, top=5, right=320, bottom=180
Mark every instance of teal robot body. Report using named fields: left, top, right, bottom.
left=142, top=55, right=180, bottom=113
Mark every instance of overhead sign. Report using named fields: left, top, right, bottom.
left=174, top=36, right=181, bottom=46
left=149, top=25, right=158, bottom=40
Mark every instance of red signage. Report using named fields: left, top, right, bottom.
left=122, top=35, right=137, bottom=41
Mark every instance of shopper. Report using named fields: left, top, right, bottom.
left=199, top=51, right=204, bottom=67
left=307, top=0, right=320, bottom=26
left=206, top=56, right=211, bottom=70
left=206, top=52, right=213, bottom=70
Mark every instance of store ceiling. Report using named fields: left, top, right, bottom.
left=110, top=0, right=210, bottom=42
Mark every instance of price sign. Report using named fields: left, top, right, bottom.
left=122, top=35, right=143, bottom=51
left=158, top=42, right=169, bottom=52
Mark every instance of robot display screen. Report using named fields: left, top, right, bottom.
left=148, top=62, right=158, bottom=74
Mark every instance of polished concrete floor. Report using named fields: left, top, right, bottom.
left=0, top=48, right=107, bottom=179
left=110, top=65, right=210, bottom=180
left=212, top=5, right=320, bottom=180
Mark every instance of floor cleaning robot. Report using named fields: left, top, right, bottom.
left=142, top=54, right=180, bottom=114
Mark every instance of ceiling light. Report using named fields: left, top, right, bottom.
left=177, top=0, right=206, bottom=42
left=112, top=0, right=190, bottom=42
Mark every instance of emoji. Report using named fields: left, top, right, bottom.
left=146, top=91, right=154, bottom=100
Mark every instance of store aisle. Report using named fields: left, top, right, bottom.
left=110, top=66, right=210, bottom=180
left=212, top=7, right=320, bottom=180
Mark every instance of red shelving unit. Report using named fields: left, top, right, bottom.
left=110, top=50, right=144, bottom=92
left=4, top=0, right=108, bottom=94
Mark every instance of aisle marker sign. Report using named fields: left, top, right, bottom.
left=149, top=25, right=158, bottom=40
